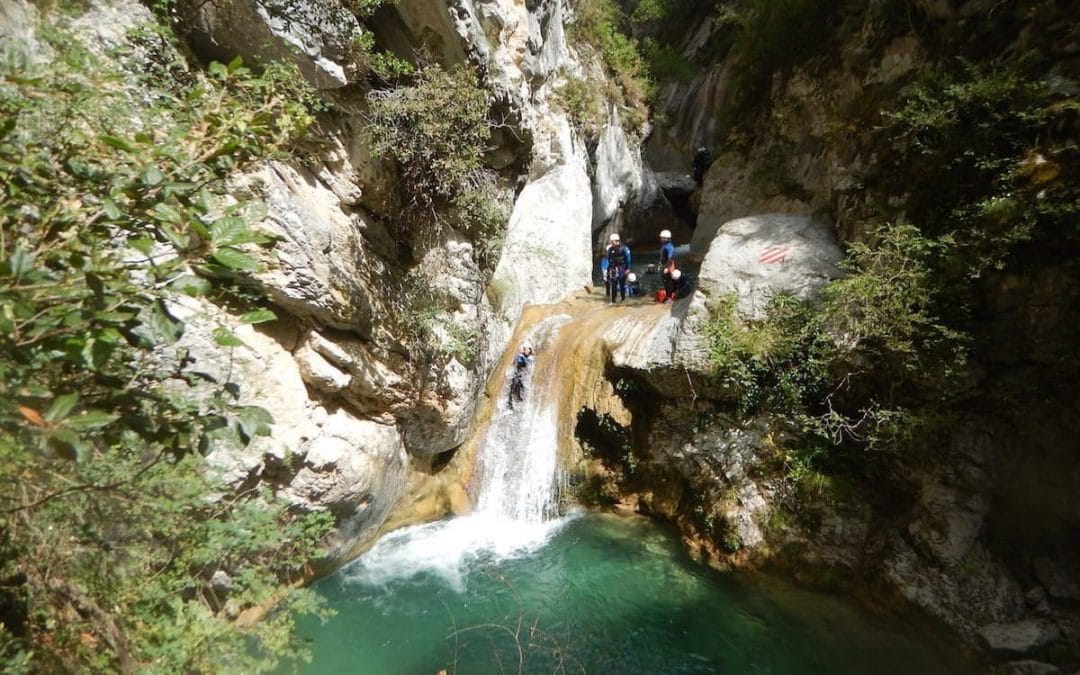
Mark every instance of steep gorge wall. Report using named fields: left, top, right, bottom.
left=581, top=1, right=1080, bottom=670
left=2, top=0, right=663, bottom=563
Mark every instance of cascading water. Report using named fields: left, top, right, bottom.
left=285, top=302, right=982, bottom=674
left=342, top=314, right=576, bottom=589
left=473, top=314, right=573, bottom=523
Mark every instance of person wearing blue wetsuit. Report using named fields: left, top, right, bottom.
left=605, top=233, right=632, bottom=302
left=508, top=345, right=533, bottom=409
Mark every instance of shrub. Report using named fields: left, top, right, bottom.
left=568, top=0, right=652, bottom=130
left=0, top=22, right=331, bottom=673
left=366, top=62, right=508, bottom=266
left=821, top=223, right=964, bottom=370
left=704, top=294, right=829, bottom=417
left=879, top=64, right=1079, bottom=280
left=554, top=75, right=607, bottom=135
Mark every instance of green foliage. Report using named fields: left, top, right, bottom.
left=703, top=240, right=966, bottom=458
left=821, top=223, right=965, bottom=370
left=641, top=37, right=697, bottom=83
left=0, top=22, right=331, bottom=673
left=387, top=271, right=479, bottom=364
left=704, top=294, right=829, bottom=417
left=879, top=64, right=1079, bottom=279
left=569, top=0, right=652, bottom=129
left=576, top=409, right=636, bottom=478
left=630, top=0, right=671, bottom=24
left=724, top=0, right=835, bottom=126
left=554, top=75, right=606, bottom=136
left=367, top=63, right=508, bottom=267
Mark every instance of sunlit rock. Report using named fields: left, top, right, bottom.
left=697, top=214, right=843, bottom=319
left=593, top=115, right=648, bottom=231
left=249, top=161, right=379, bottom=333
left=179, top=0, right=359, bottom=89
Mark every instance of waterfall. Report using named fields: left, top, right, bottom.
left=472, top=314, right=572, bottom=523
left=342, top=314, right=575, bottom=586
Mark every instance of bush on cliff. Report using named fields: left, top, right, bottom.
left=367, top=62, right=508, bottom=268
left=0, top=22, right=332, bottom=673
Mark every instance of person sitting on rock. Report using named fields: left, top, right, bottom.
left=625, top=272, right=644, bottom=297
left=670, top=269, right=692, bottom=301
left=605, top=233, right=632, bottom=303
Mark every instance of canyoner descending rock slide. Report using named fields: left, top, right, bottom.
left=351, top=296, right=676, bottom=572
left=283, top=296, right=980, bottom=674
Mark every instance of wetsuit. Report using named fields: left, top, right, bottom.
left=606, top=244, right=632, bottom=302
left=671, top=274, right=692, bottom=301
left=660, top=240, right=676, bottom=296
left=508, top=353, right=530, bottom=408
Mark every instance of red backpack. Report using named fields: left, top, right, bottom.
left=655, top=289, right=668, bottom=303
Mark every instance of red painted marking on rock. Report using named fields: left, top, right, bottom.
left=759, top=246, right=790, bottom=264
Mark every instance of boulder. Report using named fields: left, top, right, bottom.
left=883, top=533, right=1025, bottom=640
left=695, top=214, right=843, bottom=319
left=179, top=0, right=359, bottom=89
left=654, top=171, right=698, bottom=200
left=979, top=620, right=1061, bottom=656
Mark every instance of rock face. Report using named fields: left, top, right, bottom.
left=694, top=214, right=843, bottom=319
left=615, top=6, right=1080, bottom=671
left=14, top=0, right=653, bottom=565
left=141, top=0, right=654, bottom=561
left=179, top=0, right=361, bottom=89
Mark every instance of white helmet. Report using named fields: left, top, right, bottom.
left=609, top=233, right=621, bottom=242
left=660, top=229, right=672, bottom=240
left=626, top=273, right=637, bottom=283
left=671, top=269, right=682, bottom=280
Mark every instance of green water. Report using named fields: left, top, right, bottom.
left=288, top=513, right=979, bottom=674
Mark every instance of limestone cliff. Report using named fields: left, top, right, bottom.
left=570, top=1, right=1080, bottom=671
left=171, top=0, right=659, bottom=560
left=1, top=0, right=668, bottom=563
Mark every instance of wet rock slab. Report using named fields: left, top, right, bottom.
left=978, top=619, right=1061, bottom=655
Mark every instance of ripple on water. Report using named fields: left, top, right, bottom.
left=287, top=514, right=982, bottom=675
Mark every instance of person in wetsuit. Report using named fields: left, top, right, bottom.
left=508, top=345, right=533, bottom=409
left=605, top=233, right=632, bottom=303
left=659, top=229, right=676, bottom=298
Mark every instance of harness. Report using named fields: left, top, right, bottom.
left=608, top=244, right=629, bottom=268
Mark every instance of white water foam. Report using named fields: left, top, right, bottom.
left=342, top=513, right=574, bottom=592
left=343, top=316, right=574, bottom=589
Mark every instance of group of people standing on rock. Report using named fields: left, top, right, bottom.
left=508, top=227, right=694, bottom=409
left=601, top=229, right=691, bottom=304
